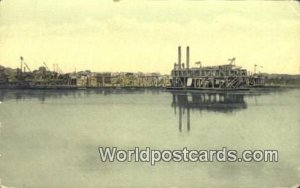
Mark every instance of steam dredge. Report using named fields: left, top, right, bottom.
left=168, top=46, right=265, bottom=90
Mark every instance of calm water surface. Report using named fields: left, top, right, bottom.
left=0, top=88, right=299, bottom=188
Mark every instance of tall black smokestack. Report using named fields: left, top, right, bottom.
left=178, top=46, right=181, bottom=69
left=186, top=46, right=190, bottom=69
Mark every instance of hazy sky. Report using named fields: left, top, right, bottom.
left=0, top=0, right=299, bottom=74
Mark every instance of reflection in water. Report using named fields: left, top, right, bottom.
left=0, top=88, right=162, bottom=103
left=0, top=88, right=279, bottom=104
left=0, top=88, right=298, bottom=188
left=0, top=88, right=282, bottom=134
left=171, top=91, right=248, bottom=132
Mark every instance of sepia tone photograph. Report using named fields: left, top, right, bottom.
left=0, top=1, right=300, bottom=188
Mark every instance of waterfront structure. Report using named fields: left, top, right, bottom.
left=170, top=46, right=265, bottom=90
left=0, top=61, right=170, bottom=89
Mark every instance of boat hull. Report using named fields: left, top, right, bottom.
left=165, top=87, right=250, bottom=91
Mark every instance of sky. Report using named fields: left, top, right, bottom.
left=0, top=0, right=300, bottom=74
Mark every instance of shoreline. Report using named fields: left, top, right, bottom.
left=0, top=85, right=299, bottom=91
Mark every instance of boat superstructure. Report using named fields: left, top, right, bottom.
left=169, top=46, right=265, bottom=90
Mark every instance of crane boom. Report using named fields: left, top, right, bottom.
left=23, top=62, right=31, bottom=72
left=43, top=62, right=50, bottom=71
left=56, top=64, right=63, bottom=74
left=19, top=56, right=31, bottom=72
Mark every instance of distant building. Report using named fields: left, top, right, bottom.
left=89, top=72, right=112, bottom=87
left=77, top=75, right=88, bottom=87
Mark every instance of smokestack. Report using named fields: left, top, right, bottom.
left=186, top=46, right=190, bottom=69
left=178, top=46, right=181, bottom=69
